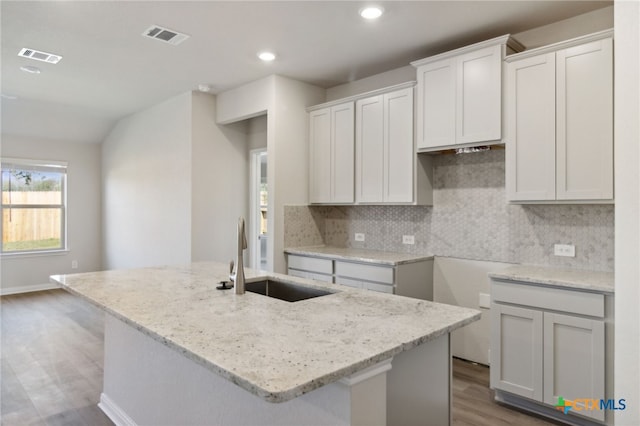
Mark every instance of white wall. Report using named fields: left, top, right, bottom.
left=325, top=66, right=415, bottom=101
left=433, top=257, right=513, bottom=365
left=102, top=91, right=250, bottom=270
left=102, top=92, right=192, bottom=269
left=191, top=91, right=249, bottom=263
left=614, top=1, right=640, bottom=424
left=514, top=5, right=613, bottom=49
left=247, top=115, right=267, bottom=151
left=216, top=75, right=325, bottom=273
left=270, top=76, right=325, bottom=273
left=1, top=136, right=102, bottom=294
left=216, top=77, right=273, bottom=125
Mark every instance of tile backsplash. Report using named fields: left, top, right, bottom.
left=284, top=150, right=614, bottom=272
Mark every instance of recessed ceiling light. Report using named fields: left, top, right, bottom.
left=359, top=6, right=384, bottom=20
left=258, top=51, right=276, bottom=62
left=20, top=65, right=41, bottom=74
left=198, top=84, right=212, bottom=93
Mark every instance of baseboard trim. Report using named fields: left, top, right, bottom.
left=495, top=390, right=606, bottom=426
left=98, top=393, right=137, bottom=426
left=0, top=283, right=59, bottom=296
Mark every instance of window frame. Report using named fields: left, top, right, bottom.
left=1, top=157, right=68, bottom=256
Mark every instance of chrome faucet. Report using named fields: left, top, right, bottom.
left=230, top=217, right=248, bottom=294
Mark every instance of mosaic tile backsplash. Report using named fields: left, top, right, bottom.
left=284, top=150, right=614, bottom=272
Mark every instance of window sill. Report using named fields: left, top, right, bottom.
left=1, top=249, right=70, bottom=259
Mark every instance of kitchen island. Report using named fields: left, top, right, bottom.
left=51, top=262, right=479, bottom=426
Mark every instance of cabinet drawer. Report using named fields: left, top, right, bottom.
left=288, top=269, right=333, bottom=283
left=363, top=282, right=395, bottom=294
left=492, top=280, right=604, bottom=318
left=288, top=255, right=333, bottom=274
left=335, top=261, right=394, bottom=284
left=335, top=277, right=363, bottom=289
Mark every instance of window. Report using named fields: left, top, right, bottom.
left=1, top=158, right=67, bottom=254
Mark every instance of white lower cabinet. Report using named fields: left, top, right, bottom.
left=543, top=312, right=605, bottom=420
left=490, top=279, right=609, bottom=424
left=491, top=304, right=543, bottom=400
left=286, top=253, right=433, bottom=300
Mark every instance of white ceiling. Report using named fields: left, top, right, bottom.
left=1, top=1, right=611, bottom=144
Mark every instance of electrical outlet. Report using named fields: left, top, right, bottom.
left=402, top=235, right=415, bottom=245
left=554, top=244, right=576, bottom=257
left=478, top=293, right=490, bottom=308
left=71, top=260, right=78, bottom=269
left=354, top=233, right=365, bottom=242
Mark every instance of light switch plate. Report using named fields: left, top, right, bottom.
left=354, top=233, right=365, bottom=242
left=554, top=244, right=576, bottom=257
left=402, top=235, right=415, bottom=245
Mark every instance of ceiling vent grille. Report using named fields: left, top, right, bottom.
left=142, top=25, right=190, bottom=45
left=18, top=48, right=62, bottom=64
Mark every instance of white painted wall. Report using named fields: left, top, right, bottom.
left=216, top=75, right=324, bottom=273
left=1, top=136, right=102, bottom=294
left=248, top=115, right=267, bottom=150
left=270, top=76, right=325, bottom=273
left=614, top=1, right=640, bottom=424
left=102, top=91, right=251, bottom=270
left=514, top=6, right=613, bottom=49
left=191, top=91, right=249, bottom=263
left=102, top=92, right=192, bottom=269
left=216, top=77, right=273, bottom=125
left=433, top=257, right=513, bottom=365
left=325, top=66, right=415, bottom=101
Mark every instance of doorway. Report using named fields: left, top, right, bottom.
left=250, top=149, right=269, bottom=271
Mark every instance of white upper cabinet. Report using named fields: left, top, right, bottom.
left=308, top=83, right=432, bottom=206
left=412, top=35, right=523, bottom=152
left=415, top=57, right=456, bottom=149
left=309, top=102, right=354, bottom=204
left=356, top=87, right=415, bottom=203
left=456, top=45, right=503, bottom=144
left=505, top=30, right=614, bottom=203
left=505, top=53, right=557, bottom=201
left=556, top=38, right=613, bottom=201
left=355, top=95, right=384, bottom=202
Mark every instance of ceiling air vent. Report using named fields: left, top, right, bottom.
left=18, top=48, right=62, bottom=64
left=142, top=25, right=190, bottom=46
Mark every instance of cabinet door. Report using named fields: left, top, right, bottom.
left=416, top=58, right=456, bottom=150
left=556, top=38, right=613, bottom=200
left=490, top=304, right=543, bottom=401
left=331, top=103, right=355, bottom=203
left=384, top=88, right=414, bottom=203
left=356, top=95, right=384, bottom=203
left=543, top=313, right=605, bottom=422
left=505, top=53, right=556, bottom=201
left=457, top=44, right=502, bottom=144
left=309, top=108, right=331, bottom=203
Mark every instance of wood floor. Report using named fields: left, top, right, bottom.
left=1, top=289, right=561, bottom=426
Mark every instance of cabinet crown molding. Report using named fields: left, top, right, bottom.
left=505, top=29, right=614, bottom=62
left=411, top=34, right=524, bottom=67
left=306, top=81, right=416, bottom=112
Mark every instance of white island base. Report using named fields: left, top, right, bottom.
left=99, top=314, right=452, bottom=426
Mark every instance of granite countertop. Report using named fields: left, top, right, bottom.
left=50, top=262, right=479, bottom=403
left=285, top=246, right=434, bottom=266
left=489, top=264, right=614, bottom=293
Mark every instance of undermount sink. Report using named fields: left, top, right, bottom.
left=245, top=280, right=335, bottom=302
